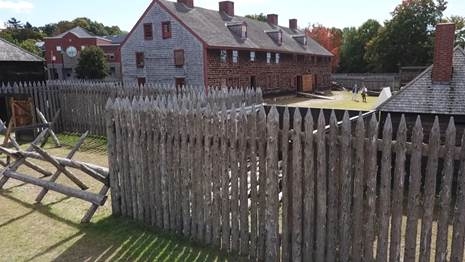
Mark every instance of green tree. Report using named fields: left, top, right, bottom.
left=446, top=15, right=465, bottom=48
left=75, top=46, right=109, bottom=79
left=338, top=20, right=380, bottom=73
left=245, top=13, right=267, bottom=22
left=20, top=39, right=42, bottom=57
left=365, top=0, right=447, bottom=72
left=7, top=17, right=22, bottom=29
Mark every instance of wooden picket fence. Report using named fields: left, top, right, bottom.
left=106, top=97, right=465, bottom=262
left=0, top=80, right=262, bottom=136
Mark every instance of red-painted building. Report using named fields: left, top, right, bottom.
left=44, top=27, right=124, bottom=80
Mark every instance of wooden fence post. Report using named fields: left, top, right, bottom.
left=281, top=107, right=291, bottom=262
left=326, top=111, right=339, bottom=262
left=291, top=108, right=303, bottom=262
left=303, top=109, right=315, bottom=261
left=451, top=131, right=465, bottom=262
left=352, top=114, right=365, bottom=261
left=315, top=110, right=327, bottom=262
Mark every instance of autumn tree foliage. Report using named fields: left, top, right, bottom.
left=306, top=25, right=342, bottom=72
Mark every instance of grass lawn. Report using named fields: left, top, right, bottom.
left=266, top=91, right=378, bottom=111
left=0, top=137, right=236, bottom=262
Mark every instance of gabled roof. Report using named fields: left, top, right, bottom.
left=158, top=0, right=332, bottom=56
left=377, top=47, right=465, bottom=115
left=49, top=26, right=96, bottom=38
left=0, top=38, right=44, bottom=62
left=103, top=34, right=128, bottom=44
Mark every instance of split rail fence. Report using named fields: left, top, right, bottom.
left=106, top=96, right=465, bottom=261
left=0, top=80, right=262, bottom=136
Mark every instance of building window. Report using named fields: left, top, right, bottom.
left=275, top=53, right=280, bottom=64
left=220, top=50, right=227, bottom=63
left=137, top=77, right=146, bottom=86
left=176, top=77, right=186, bottom=89
left=250, top=51, right=255, bottom=62
left=174, top=49, right=185, bottom=67
left=56, top=46, right=62, bottom=52
left=241, top=24, right=247, bottom=39
left=136, top=52, right=145, bottom=68
left=110, top=67, right=116, bottom=75
left=232, top=50, right=238, bottom=63
left=106, top=53, right=115, bottom=61
left=144, top=23, right=153, bottom=40
left=266, top=52, right=271, bottom=64
left=277, top=31, right=283, bottom=45
left=162, top=21, right=172, bottom=39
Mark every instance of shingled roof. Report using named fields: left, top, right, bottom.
left=159, top=0, right=332, bottom=56
left=377, top=47, right=465, bottom=115
left=0, top=38, right=44, bottom=62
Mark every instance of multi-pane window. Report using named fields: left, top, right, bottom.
left=144, top=23, right=153, bottom=40
left=220, top=50, right=227, bottom=63
left=277, top=31, right=283, bottom=45
left=136, top=52, right=145, bottom=68
left=174, top=49, right=185, bottom=67
left=250, top=51, right=255, bottom=62
left=232, top=50, right=238, bottom=63
left=241, top=24, right=247, bottom=39
left=266, top=52, right=271, bottom=64
left=162, top=21, right=172, bottom=39
left=276, top=53, right=280, bottom=64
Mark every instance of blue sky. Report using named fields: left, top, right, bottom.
left=0, top=0, right=464, bottom=31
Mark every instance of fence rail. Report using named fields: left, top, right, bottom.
left=0, top=81, right=262, bottom=136
left=106, top=97, right=465, bottom=261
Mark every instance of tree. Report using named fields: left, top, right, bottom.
left=339, top=19, right=381, bottom=73
left=306, top=24, right=343, bottom=72
left=446, top=15, right=465, bottom=48
left=75, top=46, right=109, bottom=79
left=245, top=13, right=267, bottom=22
left=20, top=39, right=42, bottom=57
left=7, top=17, right=22, bottom=29
left=365, top=0, right=447, bottom=72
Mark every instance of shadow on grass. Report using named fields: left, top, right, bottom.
left=49, top=217, right=238, bottom=262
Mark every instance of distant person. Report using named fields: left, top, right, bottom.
left=352, top=83, right=359, bottom=101
left=361, top=86, right=368, bottom=103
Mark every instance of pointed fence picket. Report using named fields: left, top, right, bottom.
left=106, top=97, right=465, bottom=262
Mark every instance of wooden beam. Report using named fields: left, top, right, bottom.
left=3, top=171, right=106, bottom=206
left=36, top=108, right=61, bottom=147
left=31, top=144, right=88, bottom=190
left=36, top=131, right=89, bottom=203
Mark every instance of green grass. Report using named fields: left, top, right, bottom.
left=0, top=140, right=237, bottom=262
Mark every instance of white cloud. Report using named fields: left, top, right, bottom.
left=0, top=0, right=34, bottom=12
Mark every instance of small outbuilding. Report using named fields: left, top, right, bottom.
left=0, top=38, right=46, bottom=86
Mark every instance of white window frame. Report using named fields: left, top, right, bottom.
left=250, top=51, right=255, bottom=62
left=266, top=52, right=271, bottom=64
left=220, top=50, right=227, bottom=63
left=232, top=50, right=238, bottom=63
left=276, top=53, right=280, bottom=64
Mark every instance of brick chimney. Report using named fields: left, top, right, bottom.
left=219, top=1, right=234, bottom=16
left=289, top=19, right=297, bottom=30
left=267, top=14, right=278, bottom=26
left=432, top=23, right=456, bottom=84
left=177, top=0, right=193, bottom=8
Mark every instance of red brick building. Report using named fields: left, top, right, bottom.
left=44, top=27, right=124, bottom=80
left=121, top=0, right=333, bottom=93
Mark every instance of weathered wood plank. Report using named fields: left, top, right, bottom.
left=249, top=104, right=258, bottom=259
left=239, top=106, right=249, bottom=256
left=364, top=113, right=378, bottom=260
left=404, top=117, right=423, bottom=262
left=257, top=106, right=267, bottom=259
left=265, top=106, right=279, bottom=261
left=389, top=115, right=407, bottom=262
left=352, top=114, right=365, bottom=261
left=230, top=105, right=239, bottom=253
left=376, top=114, right=393, bottom=262
left=303, top=109, right=315, bottom=261
left=291, top=108, right=303, bottom=262
left=434, top=118, right=456, bottom=262
left=451, top=131, right=465, bottom=262
left=281, top=107, right=291, bottom=262
left=419, top=117, right=440, bottom=262
left=220, top=103, right=230, bottom=252
left=315, top=110, right=327, bottom=262
left=326, top=111, right=339, bottom=262
left=339, top=112, right=352, bottom=262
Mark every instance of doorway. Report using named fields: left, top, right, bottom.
left=296, top=75, right=303, bottom=92
left=250, top=76, right=257, bottom=89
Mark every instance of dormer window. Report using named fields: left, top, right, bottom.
left=226, top=21, right=248, bottom=40
left=292, top=35, right=308, bottom=46
left=265, top=29, right=283, bottom=45
left=241, top=24, right=247, bottom=39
